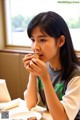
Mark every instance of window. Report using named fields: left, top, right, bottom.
left=5, top=0, right=80, bottom=50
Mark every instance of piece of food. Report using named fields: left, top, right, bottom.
left=27, top=116, right=37, bottom=120
left=33, top=53, right=39, bottom=58
left=28, top=53, right=39, bottom=67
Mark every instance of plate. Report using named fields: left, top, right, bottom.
left=10, top=111, right=42, bottom=119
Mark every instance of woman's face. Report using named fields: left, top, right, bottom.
left=30, top=26, right=61, bottom=63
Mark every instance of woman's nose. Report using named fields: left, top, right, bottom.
left=32, top=42, right=40, bottom=51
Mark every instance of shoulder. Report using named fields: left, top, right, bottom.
left=61, top=76, right=80, bottom=120
left=67, top=76, right=80, bottom=88
left=66, top=65, right=80, bottom=87
left=69, top=65, right=80, bottom=79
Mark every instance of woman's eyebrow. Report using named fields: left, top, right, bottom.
left=31, top=35, right=47, bottom=39
left=38, top=35, right=47, bottom=37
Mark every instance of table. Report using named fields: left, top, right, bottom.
left=0, top=98, right=53, bottom=120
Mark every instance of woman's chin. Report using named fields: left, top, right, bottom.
left=40, top=58, right=47, bottom=63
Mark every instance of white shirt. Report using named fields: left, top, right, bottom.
left=61, top=76, right=80, bottom=120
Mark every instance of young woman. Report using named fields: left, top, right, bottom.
left=23, top=11, right=80, bottom=120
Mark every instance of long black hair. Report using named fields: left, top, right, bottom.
left=27, top=11, right=80, bottom=80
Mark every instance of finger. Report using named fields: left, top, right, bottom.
left=23, top=54, right=33, bottom=62
left=25, top=64, right=33, bottom=72
left=29, top=60, right=37, bottom=68
left=31, top=58, right=44, bottom=67
left=26, top=65, right=39, bottom=76
left=24, top=53, right=33, bottom=58
left=26, top=64, right=36, bottom=73
left=29, top=60, right=41, bottom=71
left=24, top=60, right=30, bottom=67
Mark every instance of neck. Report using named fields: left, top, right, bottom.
left=49, top=57, right=62, bottom=71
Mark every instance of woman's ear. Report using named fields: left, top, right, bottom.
left=58, top=35, right=65, bottom=47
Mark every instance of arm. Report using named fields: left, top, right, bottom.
left=26, top=57, right=68, bottom=120
left=41, top=74, right=68, bottom=120
left=23, top=54, right=39, bottom=109
left=24, top=73, right=38, bottom=109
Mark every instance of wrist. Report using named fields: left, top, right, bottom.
left=29, top=73, right=37, bottom=79
left=41, top=73, right=50, bottom=82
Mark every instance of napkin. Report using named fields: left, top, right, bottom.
left=0, top=98, right=20, bottom=111
left=31, top=106, right=47, bottom=113
left=0, top=79, right=11, bottom=102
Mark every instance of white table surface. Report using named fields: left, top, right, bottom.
left=0, top=98, right=53, bottom=120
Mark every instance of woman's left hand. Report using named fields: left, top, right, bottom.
left=26, top=57, right=49, bottom=80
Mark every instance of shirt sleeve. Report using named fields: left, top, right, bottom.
left=61, top=76, right=80, bottom=120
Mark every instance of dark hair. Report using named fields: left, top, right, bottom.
left=27, top=11, right=80, bottom=80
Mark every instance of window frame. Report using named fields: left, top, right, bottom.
left=3, top=0, right=31, bottom=51
left=1, top=0, right=80, bottom=54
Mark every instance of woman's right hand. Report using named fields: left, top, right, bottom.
left=23, top=54, right=33, bottom=69
left=23, top=53, right=40, bottom=73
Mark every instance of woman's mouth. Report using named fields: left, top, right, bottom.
left=39, top=54, right=44, bottom=59
left=34, top=52, right=44, bottom=60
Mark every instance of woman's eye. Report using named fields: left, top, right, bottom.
left=40, top=39, right=46, bottom=42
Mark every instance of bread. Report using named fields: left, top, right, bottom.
left=27, top=116, right=37, bottom=120
left=33, top=53, right=39, bottom=58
